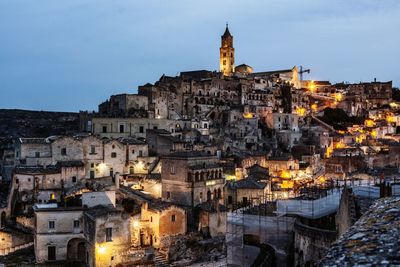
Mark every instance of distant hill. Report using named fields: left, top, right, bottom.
left=0, top=109, right=80, bottom=138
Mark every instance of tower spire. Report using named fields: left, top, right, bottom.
left=220, top=24, right=234, bottom=76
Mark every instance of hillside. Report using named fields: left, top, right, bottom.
left=0, top=109, right=80, bottom=138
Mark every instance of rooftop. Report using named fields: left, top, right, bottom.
left=227, top=178, right=267, bottom=190
left=117, top=137, right=146, bottom=145
left=162, top=150, right=215, bottom=159
left=196, top=201, right=228, bottom=212
left=18, top=138, right=50, bottom=144
left=84, top=205, right=121, bottom=218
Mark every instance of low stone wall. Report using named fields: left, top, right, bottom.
left=0, top=241, right=34, bottom=256
left=16, top=215, right=35, bottom=231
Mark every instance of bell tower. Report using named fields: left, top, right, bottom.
left=220, top=23, right=235, bottom=76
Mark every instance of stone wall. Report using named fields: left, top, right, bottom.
left=293, top=220, right=336, bottom=267
left=16, top=215, right=35, bottom=230
left=335, top=187, right=357, bottom=237
left=0, top=229, right=33, bottom=256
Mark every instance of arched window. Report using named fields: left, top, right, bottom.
left=207, top=190, right=211, bottom=201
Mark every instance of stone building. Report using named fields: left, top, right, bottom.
left=146, top=129, right=187, bottom=156
left=15, top=138, right=52, bottom=166
left=161, top=151, right=224, bottom=210
left=138, top=201, right=186, bottom=248
left=225, top=178, right=269, bottom=206
left=265, top=113, right=300, bottom=132
left=34, top=204, right=85, bottom=263
left=84, top=206, right=131, bottom=267
left=51, top=136, right=84, bottom=164
left=98, top=94, right=148, bottom=117
left=80, top=135, right=104, bottom=178
left=196, top=201, right=227, bottom=237
left=91, top=117, right=178, bottom=139
left=10, top=162, right=85, bottom=215
left=102, top=139, right=125, bottom=178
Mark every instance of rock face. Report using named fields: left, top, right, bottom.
left=320, top=197, right=400, bottom=266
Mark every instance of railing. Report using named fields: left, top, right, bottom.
left=276, top=189, right=342, bottom=219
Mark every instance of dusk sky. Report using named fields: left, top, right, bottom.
left=0, top=0, right=399, bottom=112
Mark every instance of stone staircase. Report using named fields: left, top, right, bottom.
left=0, top=241, right=34, bottom=256
left=154, top=250, right=168, bottom=267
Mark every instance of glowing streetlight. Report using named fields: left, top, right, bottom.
left=308, top=80, right=316, bottom=93
left=98, top=245, right=106, bottom=254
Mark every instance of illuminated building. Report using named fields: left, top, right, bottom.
left=219, top=24, right=235, bottom=76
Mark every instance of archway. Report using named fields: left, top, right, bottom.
left=1, top=211, right=6, bottom=228
left=67, top=238, right=86, bottom=262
